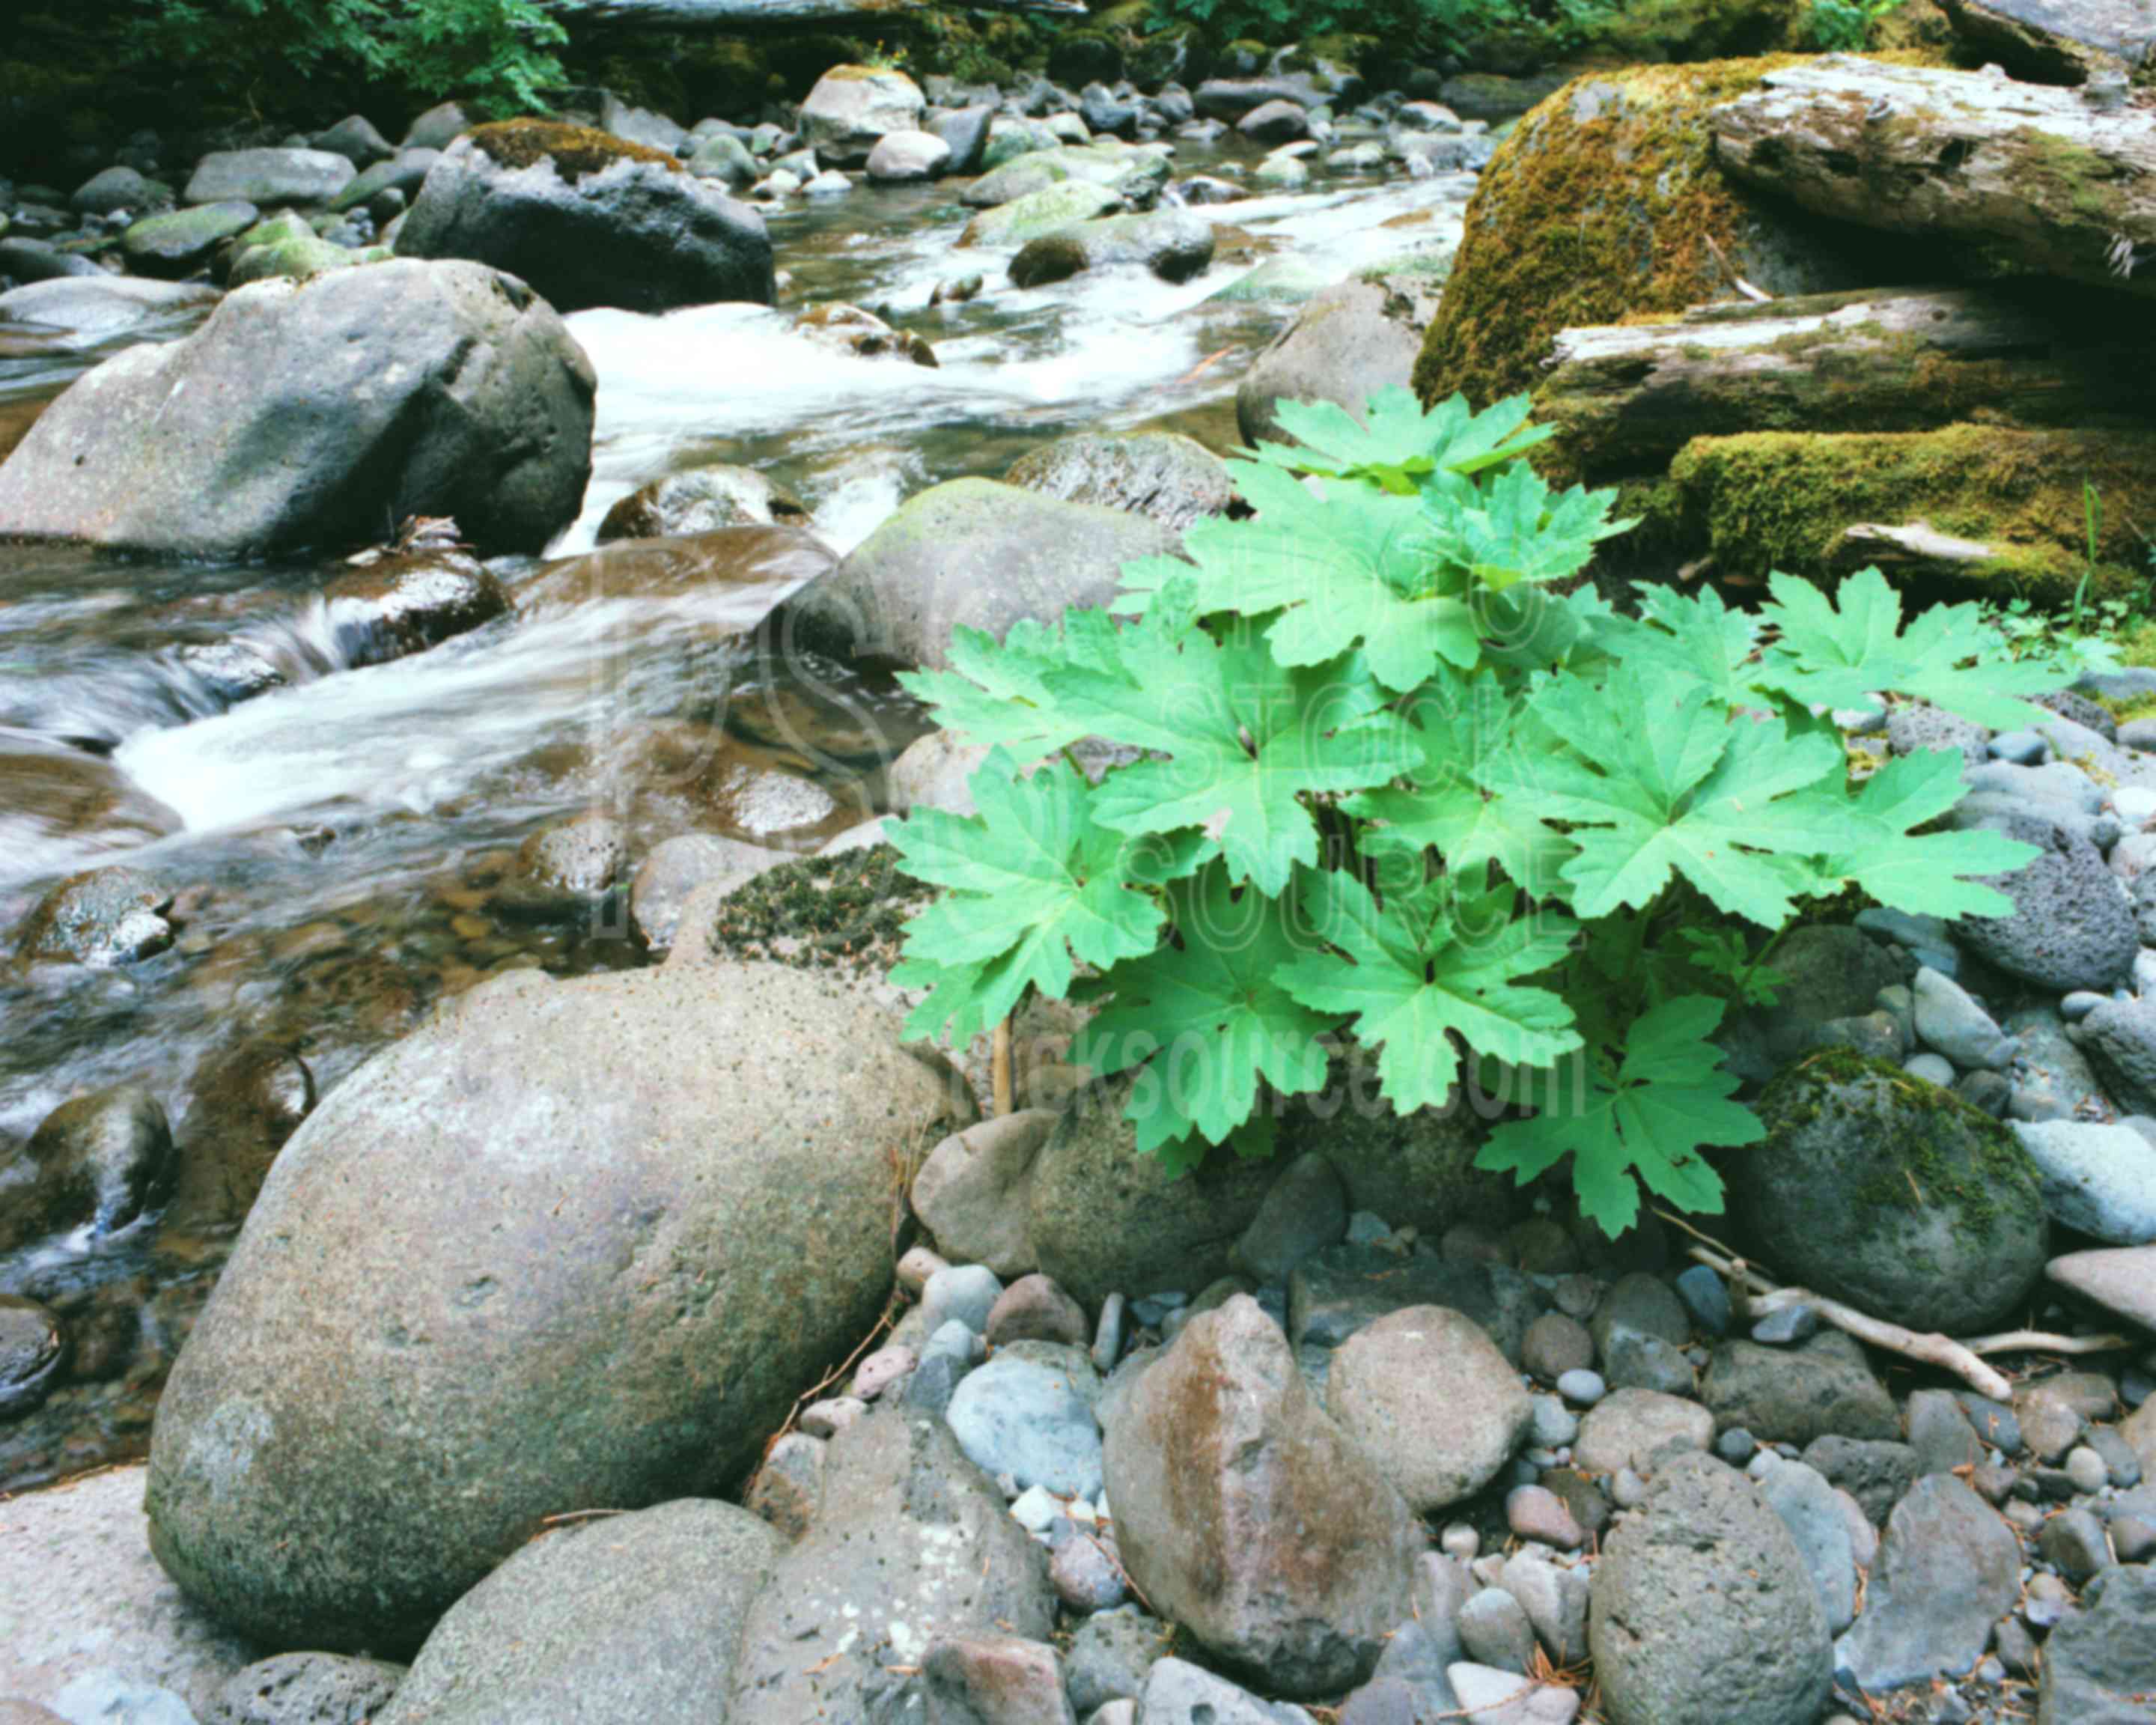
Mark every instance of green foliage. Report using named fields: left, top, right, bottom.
left=1808, top=0, right=1907, bottom=50
left=1145, top=0, right=1549, bottom=53
left=889, top=389, right=2068, bottom=1235
left=123, top=0, right=570, bottom=117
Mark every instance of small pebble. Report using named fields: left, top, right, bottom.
left=1440, top=1523, right=1479, bottom=1562
left=1611, top=1467, right=1649, bottom=1508
left=1528, top=1395, right=1579, bottom=1449
left=1716, top=1428, right=1757, bottom=1464
left=1674, top=1265, right=1731, bottom=1338
left=1556, top=1369, right=1605, bottom=1405
left=1903, top=1053, right=1956, bottom=1088
left=1505, top=1484, right=1586, bottom=1551
left=897, top=1245, right=948, bottom=1294
left=2065, top=1445, right=2110, bottom=1495
left=1345, top=1211, right=1392, bottom=1244
left=853, top=1344, right=916, bottom=1399
left=2060, top=991, right=2107, bottom=1023
left=1750, top=1303, right=1819, bottom=1346
left=1011, top=1484, right=1061, bottom=1533
left=1091, top=1292, right=1127, bottom=1374
left=798, top=1396, right=866, bottom=1439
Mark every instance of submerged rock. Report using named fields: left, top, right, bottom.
left=0, top=260, right=594, bottom=559
left=397, top=123, right=773, bottom=312
left=11, top=862, right=176, bottom=970
left=597, top=464, right=808, bottom=543
left=144, top=962, right=971, bottom=1649
left=1, top=1086, right=174, bottom=1253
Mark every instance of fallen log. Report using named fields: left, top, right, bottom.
left=1940, top=0, right=2154, bottom=86
left=1711, top=56, right=2156, bottom=295
left=1534, top=284, right=2156, bottom=478
left=565, top=0, right=1088, bottom=29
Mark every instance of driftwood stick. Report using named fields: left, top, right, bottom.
left=1653, top=1209, right=2015, bottom=1400
left=1961, top=1327, right=2136, bottom=1359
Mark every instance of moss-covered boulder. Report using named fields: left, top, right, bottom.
left=1665, top=425, right=2156, bottom=604
left=1411, top=58, right=1904, bottom=413
left=1738, top=1050, right=2048, bottom=1333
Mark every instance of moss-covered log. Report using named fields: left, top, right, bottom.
left=1536, top=285, right=2156, bottom=479
left=1711, top=57, right=2156, bottom=294
left=1666, top=424, right=2156, bottom=604
left=568, top=0, right=1083, bottom=30
left=1411, top=57, right=1925, bottom=415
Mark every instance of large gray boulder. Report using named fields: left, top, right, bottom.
left=727, top=1411, right=1053, bottom=1721
left=773, top=478, right=1179, bottom=673
left=1589, top=1454, right=1831, bottom=1725
left=1954, top=809, right=2139, bottom=993
left=1738, top=1053, right=2048, bottom=1333
left=398, top=128, right=774, bottom=313
left=0, top=260, right=593, bottom=559
left=2039, top=1564, right=2156, bottom=1725
left=1236, top=272, right=1440, bottom=448
left=1027, top=1089, right=1279, bottom=1309
left=144, top=962, right=972, bottom=1651
left=379, top=1500, right=780, bottom=1724
left=1103, top=1295, right=1425, bottom=1698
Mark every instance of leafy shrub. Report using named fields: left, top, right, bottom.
left=123, top=0, right=570, bottom=118
left=886, top=391, right=2068, bottom=1235
left=1808, top=0, right=1909, bottom=50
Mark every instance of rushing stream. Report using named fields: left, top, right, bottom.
left=0, top=137, right=1470, bottom=1487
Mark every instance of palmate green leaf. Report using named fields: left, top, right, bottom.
left=1757, top=567, right=2061, bottom=729
left=1601, top=582, right=1767, bottom=707
left=1493, top=664, right=1854, bottom=926
left=1118, top=462, right=1479, bottom=693
left=1428, top=463, right=1633, bottom=594
left=1247, top=386, right=1554, bottom=495
left=1345, top=669, right=1573, bottom=896
left=891, top=750, right=1181, bottom=1042
left=1076, top=862, right=1334, bottom=1169
left=896, top=611, right=1122, bottom=756
left=1476, top=994, right=1762, bottom=1235
left=1792, top=747, right=2041, bottom=919
left=1277, top=868, right=1581, bottom=1114
left=1046, top=608, right=1417, bottom=895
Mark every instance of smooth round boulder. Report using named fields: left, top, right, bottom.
left=1589, top=1454, right=1831, bottom=1725
left=799, top=67, right=928, bottom=166
left=1739, top=1051, right=2049, bottom=1333
left=773, top=478, right=1178, bottom=674
left=1327, top=1305, right=1531, bottom=1513
left=1236, top=272, right=1440, bottom=447
left=397, top=124, right=774, bottom=313
left=185, top=148, right=355, bottom=208
left=379, top=1500, right=780, bottom=1725
left=0, top=260, right=594, bottom=559
left=145, top=961, right=972, bottom=1651
left=865, top=130, right=953, bottom=183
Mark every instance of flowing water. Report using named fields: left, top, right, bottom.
left=0, top=136, right=1470, bottom=1486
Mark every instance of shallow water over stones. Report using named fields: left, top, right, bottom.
left=0, top=134, right=1470, bottom=1488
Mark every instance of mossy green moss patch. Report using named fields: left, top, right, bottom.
left=704, top=845, right=928, bottom=979
left=469, top=119, right=679, bottom=180
left=1668, top=425, right=2156, bottom=605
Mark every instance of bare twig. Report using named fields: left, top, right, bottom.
left=1704, top=234, right=1773, bottom=302
left=991, top=1017, right=1014, bottom=1117
left=1653, top=1209, right=2015, bottom=1399
left=1961, top=1327, right=2134, bottom=1358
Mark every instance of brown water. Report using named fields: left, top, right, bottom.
left=0, top=136, right=1473, bottom=1487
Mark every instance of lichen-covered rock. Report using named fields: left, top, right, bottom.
left=397, top=124, right=774, bottom=313
left=1004, top=432, right=1231, bottom=532
left=1738, top=1051, right=2048, bottom=1333
left=0, top=260, right=594, bottom=559
left=145, top=962, right=971, bottom=1650
left=1413, top=58, right=1900, bottom=413
left=1103, top=1295, right=1425, bottom=1698
left=957, top=179, right=1128, bottom=247
left=1589, top=1454, right=1830, bottom=1725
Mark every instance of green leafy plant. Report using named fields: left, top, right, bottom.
left=886, top=389, right=2067, bottom=1235
left=124, top=0, right=572, bottom=118
left=1808, top=0, right=1909, bottom=51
